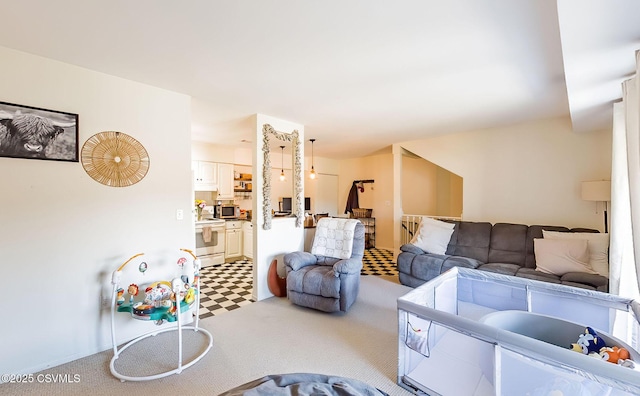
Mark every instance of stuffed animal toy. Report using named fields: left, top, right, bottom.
left=599, top=346, right=631, bottom=364
left=570, top=327, right=607, bottom=355
left=619, top=359, right=639, bottom=370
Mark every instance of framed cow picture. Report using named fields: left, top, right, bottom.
left=0, top=101, right=78, bottom=162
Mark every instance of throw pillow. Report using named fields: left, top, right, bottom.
left=542, top=230, right=609, bottom=277
left=410, top=217, right=455, bottom=255
left=534, top=238, right=597, bottom=276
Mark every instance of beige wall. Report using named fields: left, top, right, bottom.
left=0, top=46, right=193, bottom=375
left=447, top=172, right=463, bottom=218
left=402, top=155, right=437, bottom=215
left=339, top=154, right=395, bottom=249
left=399, top=117, right=612, bottom=230
left=401, top=155, right=463, bottom=217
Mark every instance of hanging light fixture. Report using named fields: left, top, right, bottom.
left=309, top=138, right=317, bottom=179
left=279, top=145, right=286, bottom=181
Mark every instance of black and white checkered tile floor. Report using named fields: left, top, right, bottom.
left=197, top=248, right=397, bottom=318
left=361, top=247, right=397, bottom=276
left=198, top=259, right=254, bottom=319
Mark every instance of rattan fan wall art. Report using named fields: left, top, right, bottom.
left=81, top=131, right=150, bottom=187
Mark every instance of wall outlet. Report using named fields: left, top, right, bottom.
left=176, top=209, right=184, bottom=220
left=101, top=296, right=111, bottom=308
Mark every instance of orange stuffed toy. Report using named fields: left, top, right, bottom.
left=599, top=346, right=630, bottom=364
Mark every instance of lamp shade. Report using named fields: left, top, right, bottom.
left=581, top=180, right=611, bottom=201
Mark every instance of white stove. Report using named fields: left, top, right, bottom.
left=195, top=219, right=226, bottom=266
left=195, top=219, right=225, bottom=227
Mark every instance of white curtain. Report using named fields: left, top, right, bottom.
left=609, top=52, right=640, bottom=347
left=610, top=50, right=640, bottom=300
left=610, top=101, right=638, bottom=297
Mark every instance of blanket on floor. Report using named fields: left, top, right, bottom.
left=219, top=373, right=388, bottom=396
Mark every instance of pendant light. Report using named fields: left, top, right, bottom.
left=279, top=145, right=286, bottom=181
left=309, top=138, right=317, bottom=179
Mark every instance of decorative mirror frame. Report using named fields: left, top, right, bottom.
left=262, top=124, right=303, bottom=230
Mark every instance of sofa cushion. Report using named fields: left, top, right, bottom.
left=443, top=256, right=483, bottom=270
left=560, top=272, right=608, bottom=289
left=396, top=251, right=416, bottom=275
left=534, top=238, right=596, bottom=276
left=560, top=281, right=596, bottom=291
left=400, top=243, right=425, bottom=255
left=515, top=267, right=562, bottom=283
left=410, top=217, right=455, bottom=254
left=477, top=263, right=520, bottom=276
left=446, top=221, right=492, bottom=263
left=405, top=253, right=450, bottom=281
left=286, top=265, right=340, bottom=298
left=487, top=223, right=528, bottom=266
left=397, top=252, right=484, bottom=287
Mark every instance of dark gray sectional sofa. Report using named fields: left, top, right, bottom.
left=397, top=221, right=609, bottom=292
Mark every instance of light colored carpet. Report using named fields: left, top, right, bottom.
left=1, top=276, right=413, bottom=396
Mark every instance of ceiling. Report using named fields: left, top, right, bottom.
left=0, top=0, right=638, bottom=159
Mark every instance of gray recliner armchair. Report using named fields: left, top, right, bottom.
left=283, top=218, right=365, bottom=313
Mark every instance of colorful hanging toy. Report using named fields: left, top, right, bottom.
left=116, top=288, right=125, bottom=305
left=128, top=283, right=139, bottom=305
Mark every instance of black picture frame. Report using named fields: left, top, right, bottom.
left=0, top=101, right=78, bottom=162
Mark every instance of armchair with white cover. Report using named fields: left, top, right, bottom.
left=283, top=218, right=365, bottom=313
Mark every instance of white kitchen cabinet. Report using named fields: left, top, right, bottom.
left=193, top=161, right=218, bottom=191
left=242, top=221, right=253, bottom=259
left=225, top=220, right=243, bottom=259
left=225, top=229, right=242, bottom=259
left=217, top=163, right=235, bottom=200
left=193, top=161, right=235, bottom=196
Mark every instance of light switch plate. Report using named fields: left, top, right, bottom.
left=176, top=209, right=184, bottom=220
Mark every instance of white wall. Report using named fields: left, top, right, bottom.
left=0, top=47, right=193, bottom=375
left=253, top=114, right=305, bottom=301
left=192, top=141, right=252, bottom=165
left=399, top=117, right=612, bottom=230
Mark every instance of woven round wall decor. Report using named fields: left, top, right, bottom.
left=81, top=131, right=150, bottom=187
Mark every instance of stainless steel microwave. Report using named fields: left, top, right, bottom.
left=215, top=204, right=240, bottom=219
